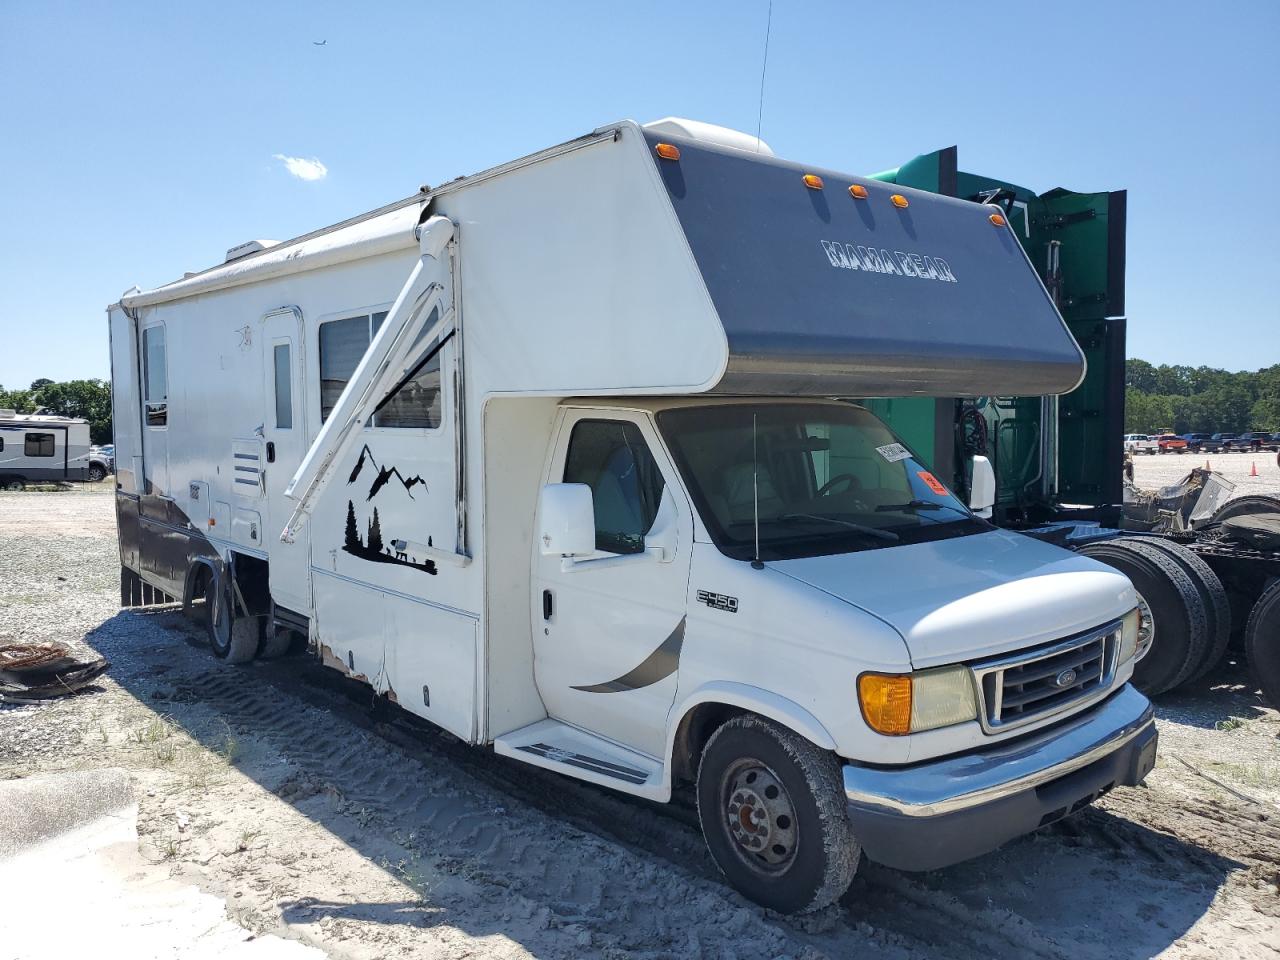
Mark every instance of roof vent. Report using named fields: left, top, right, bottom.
left=642, top=117, right=774, bottom=157
left=224, top=239, right=281, bottom=264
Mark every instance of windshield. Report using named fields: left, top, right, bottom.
left=658, top=403, right=989, bottom=561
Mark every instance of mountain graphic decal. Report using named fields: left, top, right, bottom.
left=348, top=444, right=427, bottom=501
left=341, top=445, right=438, bottom=576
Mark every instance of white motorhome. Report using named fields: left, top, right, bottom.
left=108, top=118, right=1156, bottom=913
left=0, top=411, right=102, bottom=489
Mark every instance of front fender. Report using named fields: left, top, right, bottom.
left=663, top=681, right=839, bottom=795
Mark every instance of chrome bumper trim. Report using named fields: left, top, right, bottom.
left=843, top=684, right=1154, bottom=818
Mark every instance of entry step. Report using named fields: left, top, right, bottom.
left=493, top=719, right=666, bottom=800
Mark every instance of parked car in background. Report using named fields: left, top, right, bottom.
left=1156, top=433, right=1188, bottom=454
left=1202, top=433, right=1238, bottom=453
left=1124, top=433, right=1158, bottom=454
left=91, top=444, right=115, bottom=473
left=1181, top=433, right=1212, bottom=452
left=1225, top=432, right=1276, bottom=453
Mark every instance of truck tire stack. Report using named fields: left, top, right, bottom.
left=1077, top=539, right=1226, bottom=696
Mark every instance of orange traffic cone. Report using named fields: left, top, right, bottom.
left=1251, top=461, right=1259, bottom=477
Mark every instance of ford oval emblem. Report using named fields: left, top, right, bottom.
left=1054, top=669, right=1078, bottom=688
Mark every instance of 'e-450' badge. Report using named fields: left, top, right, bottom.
left=697, top=590, right=739, bottom=613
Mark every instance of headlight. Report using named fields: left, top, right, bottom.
left=858, top=666, right=978, bottom=736
left=1119, top=607, right=1141, bottom=664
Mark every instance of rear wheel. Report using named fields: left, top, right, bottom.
left=697, top=715, right=858, bottom=914
left=1207, top=495, right=1280, bottom=525
left=3, top=478, right=25, bottom=491
left=1078, top=539, right=1209, bottom=695
left=1116, top=538, right=1231, bottom=684
left=1245, top=582, right=1280, bottom=708
left=204, top=577, right=260, bottom=664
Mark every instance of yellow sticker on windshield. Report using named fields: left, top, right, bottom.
left=917, top=471, right=948, bottom=496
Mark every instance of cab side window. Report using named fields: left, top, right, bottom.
left=563, top=420, right=665, bottom=555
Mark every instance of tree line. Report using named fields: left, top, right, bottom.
left=0, top=378, right=113, bottom=444
left=1125, top=359, right=1280, bottom=435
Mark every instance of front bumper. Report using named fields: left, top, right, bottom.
left=843, top=683, right=1157, bottom=871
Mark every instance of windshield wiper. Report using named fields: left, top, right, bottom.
left=778, top=514, right=899, bottom=541
left=875, top=499, right=970, bottom=518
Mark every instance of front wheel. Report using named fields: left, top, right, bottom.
left=697, top=715, right=859, bottom=914
left=87, top=464, right=106, bottom=483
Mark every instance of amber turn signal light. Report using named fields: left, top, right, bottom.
left=857, top=673, right=912, bottom=736
left=890, top=194, right=909, bottom=209
left=802, top=173, right=825, bottom=190
left=848, top=183, right=868, bottom=199
left=655, top=143, right=681, bottom=161
left=989, top=212, right=1007, bottom=227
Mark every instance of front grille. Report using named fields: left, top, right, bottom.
left=973, top=622, right=1120, bottom=734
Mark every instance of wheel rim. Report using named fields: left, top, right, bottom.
left=1134, top=590, right=1155, bottom=662
left=720, top=758, right=798, bottom=875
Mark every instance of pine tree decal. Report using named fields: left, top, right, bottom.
left=368, top=507, right=384, bottom=554
left=344, top=500, right=360, bottom=550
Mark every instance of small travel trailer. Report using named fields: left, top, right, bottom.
left=0, top=411, right=99, bottom=488
left=109, top=118, right=1156, bottom=912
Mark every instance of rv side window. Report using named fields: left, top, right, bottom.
left=563, top=420, right=666, bottom=555
left=273, top=342, right=293, bottom=429
left=143, top=325, right=168, bottom=427
left=25, top=433, right=56, bottom=457
left=319, top=310, right=441, bottom=428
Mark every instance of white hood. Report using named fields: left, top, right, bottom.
left=771, top=529, right=1136, bottom=668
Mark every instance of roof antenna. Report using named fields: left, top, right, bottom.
left=751, top=412, right=764, bottom=569
left=754, top=0, right=773, bottom=153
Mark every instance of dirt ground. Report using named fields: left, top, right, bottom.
left=1, top=488, right=1278, bottom=959
left=1131, top=449, right=1280, bottom=498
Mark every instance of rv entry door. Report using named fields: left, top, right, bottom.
left=261, top=308, right=310, bottom=613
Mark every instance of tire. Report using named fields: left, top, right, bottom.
left=3, top=478, right=25, bottom=491
left=87, top=464, right=106, bottom=483
left=1116, top=538, right=1231, bottom=684
left=257, top=623, right=295, bottom=659
left=1208, top=495, right=1280, bottom=525
left=204, top=576, right=260, bottom=664
left=697, top=715, right=859, bottom=914
left=1245, top=582, right=1280, bottom=709
left=1077, top=540, right=1209, bottom=695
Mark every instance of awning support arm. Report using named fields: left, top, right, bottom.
left=280, top=216, right=456, bottom=543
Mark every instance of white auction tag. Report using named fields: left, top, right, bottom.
left=876, top=442, right=911, bottom=463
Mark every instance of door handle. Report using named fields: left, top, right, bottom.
left=266, top=441, right=276, bottom=463
left=542, top=589, right=553, bottom=621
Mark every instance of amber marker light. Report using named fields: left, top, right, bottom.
left=803, top=173, right=825, bottom=190
left=848, top=183, right=869, bottom=199
left=654, top=143, right=681, bottom=161
left=890, top=194, right=909, bottom=209
left=989, top=212, right=1007, bottom=227
left=857, top=673, right=912, bottom=736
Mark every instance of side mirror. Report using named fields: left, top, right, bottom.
left=538, top=483, right=596, bottom=557
left=969, top=455, right=996, bottom=519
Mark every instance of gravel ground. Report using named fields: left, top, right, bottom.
left=1, top=488, right=1278, bottom=959
left=1131, top=451, right=1280, bottom=498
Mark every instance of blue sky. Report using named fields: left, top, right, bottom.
left=1, top=0, right=1277, bottom=389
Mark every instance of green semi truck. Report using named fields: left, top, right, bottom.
left=867, top=147, right=1280, bottom=705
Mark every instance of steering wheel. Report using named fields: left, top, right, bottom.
left=816, top=473, right=862, bottom=498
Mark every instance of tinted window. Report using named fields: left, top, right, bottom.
left=143, top=325, right=167, bottom=426
left=563, top=420, right=666, bottom=555
left=273, top=343, right=293, bottom=429
left=25, top=433, right=55, bottom=457
left=319, top=310, right=441, bottom=428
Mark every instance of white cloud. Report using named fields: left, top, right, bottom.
left=273, top=154, right=328, bottom=181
